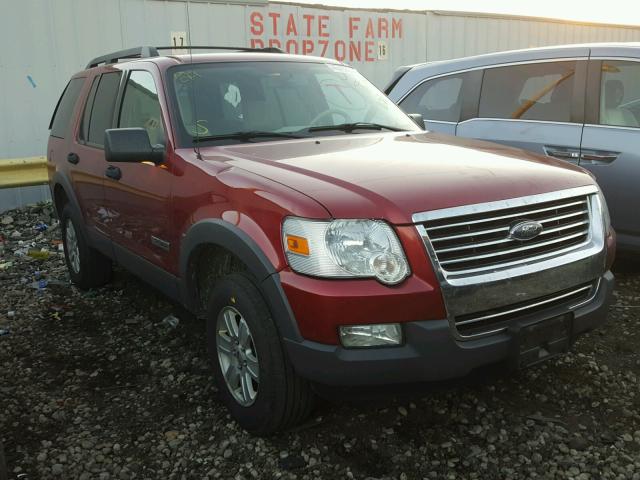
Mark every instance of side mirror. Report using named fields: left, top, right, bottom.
left=407, top=113, right=425, bottom=130
left=104, top=128, right=164, bottom=164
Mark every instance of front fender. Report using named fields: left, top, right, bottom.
left=179, top=219, right=302, bottom=342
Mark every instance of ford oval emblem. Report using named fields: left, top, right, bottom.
left=509, top=220, right=543, bottom=241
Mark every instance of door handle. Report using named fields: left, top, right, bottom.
left=543, top=146, right=581, bottom=164
left=580, top=151, right=618, bottom=165
left=67, top=152, right=79, bottom=165
left=105, top=165, right=122, bottom=181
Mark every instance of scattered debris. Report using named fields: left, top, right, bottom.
left=1, top=202, right=639, bottom=479
left=161, top=314, right=180, bottom=329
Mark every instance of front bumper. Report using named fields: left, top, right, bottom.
left=284, top=271, right=614, bottom=386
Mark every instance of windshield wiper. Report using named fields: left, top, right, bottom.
left=306, top=122, right=404, bottom=133
left=192, top=131, right=306, bottom=143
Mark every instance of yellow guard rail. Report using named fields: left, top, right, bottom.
left=0, top=157, right=48, bottom=188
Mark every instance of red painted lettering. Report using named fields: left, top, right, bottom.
left=286, top=39, right=299, bottom=54
left=365, top=40, right=375, bottom=62
left=268, top=12, right=280, bottom=35
left=250, top=38, right=264, bottom=48
left=335, top=40, right=346, bottom=61
left=392, top=18, right=403, bottom=38
left=319, top=39, right=329, bottom=56
left=378, top=18, right=388, bottom=38
left=349, top=41, right=361, bottom=62
left=348, top=17, right=360, bottom=38
left=302, top=39, right=314, bottom=55
left=319, top=15, right=329, bottom=37
left=268, top=38, right=282, bottom=49
left=286, top=14, right=298, bottom=36
left=250, top=11, right=263, bottom=35
left=303, top=14, right=315, bottom=36
left=365, top=18, right=375, bottom=38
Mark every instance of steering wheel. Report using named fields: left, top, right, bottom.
left=309, top=109, right=351, bottom=127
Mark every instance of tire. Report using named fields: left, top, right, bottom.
left=206, top=273, right=315, bottom=435
left=60, top=204, right=112, bottom=289
left=0, top=440, right=8, bottom=480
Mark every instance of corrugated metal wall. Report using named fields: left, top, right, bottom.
left=425, top=11, right=640, bottom=61
left=2, top=0, right=640, bottom=211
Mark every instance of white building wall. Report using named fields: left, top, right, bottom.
left=425, top=11, right=640, bottom=61
left=2, top=1, right=640, bottom=210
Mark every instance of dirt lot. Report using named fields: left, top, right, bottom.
left=1, top=204, right=639, bottom=480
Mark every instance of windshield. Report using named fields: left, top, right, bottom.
left=168, top=61, right=418, bottom=145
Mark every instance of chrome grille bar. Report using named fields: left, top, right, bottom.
left=456, top=284, right=592, bottom=327
left=425, top=199, right=587, bottom=231
left=416, top=191, right=593, bottom=275
left=439, top=230, right=588, bottom=266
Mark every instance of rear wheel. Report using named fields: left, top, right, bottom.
left=60, top=204, right=112, bottom=289
left=206, top=273, right=315, bottom=435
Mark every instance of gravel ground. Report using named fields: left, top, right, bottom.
left=1, top=203, right=639, bottom=480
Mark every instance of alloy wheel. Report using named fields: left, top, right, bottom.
left=216, top=306, right=260, bottom=406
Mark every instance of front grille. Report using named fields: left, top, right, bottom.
left=455, top=282, right=595, bottom=337
left=420, top=194, right=592, bottom=274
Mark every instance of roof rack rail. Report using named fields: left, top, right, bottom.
left=85, top=45, right=284, bottom=69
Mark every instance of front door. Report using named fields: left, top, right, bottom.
left=101, top=68, right=175, bottom=272
left=580, top=59, right=640, bottom=250
left=456, top=59, right=588, bottom=164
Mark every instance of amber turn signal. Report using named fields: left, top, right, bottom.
left=286, top=235, right=310, bottom=256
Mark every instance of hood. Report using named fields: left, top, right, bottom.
left=199, top=132, right=595, bottom=225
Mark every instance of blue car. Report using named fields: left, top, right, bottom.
left=387, top=43, right=640, bottom=253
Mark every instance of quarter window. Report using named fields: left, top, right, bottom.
left=399, top=75, right=464, bottom=122
left=598, top=60, right=640, bottom=128
left=88, top=72, right=122, bottom=146
left=79, top=76, right=99, bottom=142
left=119, top=71, right=166, bottom=145
left=50, top=78, right=85, bottom=139
left=479, top=61, right=577, bottom=122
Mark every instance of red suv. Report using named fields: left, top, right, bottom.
left=48, top=46, right=615, bottom=435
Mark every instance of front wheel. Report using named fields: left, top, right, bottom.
left=206, top=273, right=315, bottom=435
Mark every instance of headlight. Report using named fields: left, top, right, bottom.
left=597, top=190, right=611, bottom=233
left=282, top=217, right=410, bottom=285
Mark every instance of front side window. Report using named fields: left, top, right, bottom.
left=119, top=71, right=166, bottom=145
left=168, top=61, right=417, bottom=145
left=88, top=72, right=122, bottom=146
left=50, top=78, right=85, bottom=139
left=599, top=60, right=640, bottom=128
left=399, top=75, right=464, bottom=122
left=479, top=61, right=577, bottom=122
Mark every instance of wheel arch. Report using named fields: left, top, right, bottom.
left=51, top=171, right=82, bottom=218
left=179, top=219, right=302, bottom=342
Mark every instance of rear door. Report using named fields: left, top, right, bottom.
left=456, top=58, right=588, bottom=163
left=69, top=70, right=122, bottom=251
left=396, top=70, right=482, bottom=135
left=580, top=57, right=640, bottom=249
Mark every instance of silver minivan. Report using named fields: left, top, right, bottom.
left=387, top=43, right=640, bottom=253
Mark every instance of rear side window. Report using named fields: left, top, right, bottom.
left=399, top=74, right=465, bottom=122
left=88, top=72, right=122, bottom=146
left=80, top=76, right=99, bottom=142
left=50, top=78, right=85, bottom=138
left=479, top=61, right=577, bottom=122
left=598, top=60, right=640, bottom=128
